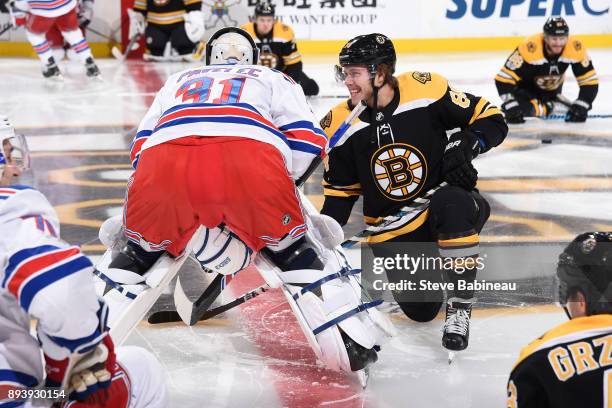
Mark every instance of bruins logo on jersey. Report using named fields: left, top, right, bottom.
left=320, top=111, right=332, bottom=130
left=370, top=143, right=427, bottom=201
left=574, top=40, right=582, bottom=51
left=527, top=41, right=537, bottom=53
left=535, top=74, right=564, bottom=91
left=259, top=51, right=279, bottom=69
left=506, top=50, right=524, bottom=70
left=412, top=72, right=431, bottom=84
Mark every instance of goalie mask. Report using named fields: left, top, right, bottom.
left=205, top=27, right=259, bottom=66
left=0, top=116, right=30, bottom=185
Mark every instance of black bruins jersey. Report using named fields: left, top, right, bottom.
left=507, top=314, right=612, bottom=408
left=321, top=72, right=507, bottom=242
left=241, top=21, right=302, bottom=76
left=495, top=33, right=598, bottom=104
left=134, top=0, right=201, bottom=25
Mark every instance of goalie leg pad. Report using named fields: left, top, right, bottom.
left=193, top=226, right=252, bottom=276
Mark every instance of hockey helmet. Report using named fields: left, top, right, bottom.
left=337, top=33, right=396, bottom=79
left=254, top=1, right=275, bottom=17
left=0, top=116, right=29, bottom=174
left=206, top=27, right=259, bottom=65
left=543, top=16, right=569, bottom=37
left=557, top=232, right=612, bottom=316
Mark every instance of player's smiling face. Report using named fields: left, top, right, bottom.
left=342, top=65, right=373, bottom=105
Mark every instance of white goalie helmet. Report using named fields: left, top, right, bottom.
left=205, top=27, right=259, bottom=65
left=0, top=116, right=30, bottom=184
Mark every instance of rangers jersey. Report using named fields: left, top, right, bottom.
left=507, top=314, right=612, bottom=408
left=130, top=64, right=327, bottom=180
left=15, top=0, right=77, bottom=18
left=495, top=33, right=598, bottom=104
left=0, top=186, right=101, bottom=362
left=320, top=72, right=507, bottom=241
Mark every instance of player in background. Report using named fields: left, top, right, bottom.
left=9, top=0, right=101, bottom=79
left=0, top=117, right=168, bottom=408
left=507, top=232, right=612, bottom=408
left=241, top=1, right=319, bottom=96
left=100, top=27, right=393, bottom=377
left=320, top=34, right=507, bottom=351
left=44, top=0, right=94, bottom=63
left=495, top=16, right=598, bottom=123
left=128, top=0, right=204, bottom=61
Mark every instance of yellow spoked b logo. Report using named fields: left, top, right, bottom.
left=370, top=143, right=427, bottom=201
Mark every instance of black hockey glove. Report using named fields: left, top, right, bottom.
left=501, top=99, right=525, bottom=124
left=565, top=100, right=589, bottom=122
left=442, top=131, right=480, bottom=191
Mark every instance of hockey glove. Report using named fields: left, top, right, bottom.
left=127, top=8, right=145, bottom=40
left=442, top=131, right=480, bottom=191
left=501, top=98, right=524, bottom=124
left=44, top=334, right=117, bottom=401
left=78, top=0, right=94, bottom=28
left=565, top=100, right=590, bottom=122
left=184, top=10, right=205, bottom=44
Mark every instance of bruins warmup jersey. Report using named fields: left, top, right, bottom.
left=495, top=33, right=598, bottom=104
left=241, top=21, right=302, bottom=75
left=507, top=314, right=612, bottom=408
left=321, top=72, right=507, bottom=242
left=134, top=0, right=201, bottom=25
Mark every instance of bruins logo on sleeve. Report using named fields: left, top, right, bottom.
left=320, top=111, right=332, bottom=130
left=370, top=142, right=427, bottom=201
left=574, top=40, right=582, bottom=51
left=412, top=72, right=432, bottom=84
left=506, top=50, right=524, bottom=70
left=527, top=41, right=537, bottom=53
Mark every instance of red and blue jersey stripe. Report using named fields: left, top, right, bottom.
left=29, top=0, right=73, bottom=12
left=71, top=39, right=90, bottom=54
left=2, top=245, right=92, bottom=312
left=0, top=185, right=34, bottom=201
left=130, top=102, right=326, bottom=168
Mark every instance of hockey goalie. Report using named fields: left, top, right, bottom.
left=94, top=26, right=395, bottom=381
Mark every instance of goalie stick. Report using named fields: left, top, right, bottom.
left=165, top=100, right=368, bottom=326
left=111, top=34, right=140, bottom=61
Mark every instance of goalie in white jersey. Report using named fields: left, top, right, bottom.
left=102, top=27, right=394, bottom=378
left=0, top=118, right=168, bottom=407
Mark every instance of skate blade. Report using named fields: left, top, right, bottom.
left=355, top=367, right=370, bottom=389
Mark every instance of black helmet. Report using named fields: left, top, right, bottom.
left=338, top=33, right=396, bottom=77
left=255, top=1, right=275, bottom=17
left=543, top=16, right=569, bottom=36
left=557, top=232, right=612, bottom=316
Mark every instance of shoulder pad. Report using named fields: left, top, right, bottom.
left=273, top=21, right=294, bottom=41
left=320, top=102, right=352, bottom=139
left=560, top=36, right=587, bottom=62
left=397, top=71, right=448, bottom=105
left=517, top=33, right=545, bottom=63
left=240, top=22, right=257, bottom=38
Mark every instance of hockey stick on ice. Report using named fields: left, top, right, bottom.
left=148, top=183, right=442, bottom=325
left=341, top=182, right=447, bottom=249
left=0, top=24, right=11, bottom=37
left=106, top=226, right=204, bottom=345
left=111, top=34, right=140, bottom=62
left=162, top=101, right=368, bottom=326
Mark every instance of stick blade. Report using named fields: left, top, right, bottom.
left=173, top=274, right=196, bottom=325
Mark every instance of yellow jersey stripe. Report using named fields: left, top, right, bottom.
left=366, top=210, right=429, bottom=243
left=495, top=75, right=516, bottom=85
left=438, top=233, right=480, bottom=247
left=501, top=67, right=521, bottom=81
left=323, top=187, right=361, bottom=198
left=575, top=69, right=596, bottom=81
left=468, top=98, right=488, bottom=125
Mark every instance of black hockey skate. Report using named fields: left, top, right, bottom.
left=85, top=57, right=101, bottom=78
left=42, top=57, right=61, bottom=79
left=442, top=298, right=473, bottom=351
left=340, top=330, right=378, bottom=371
